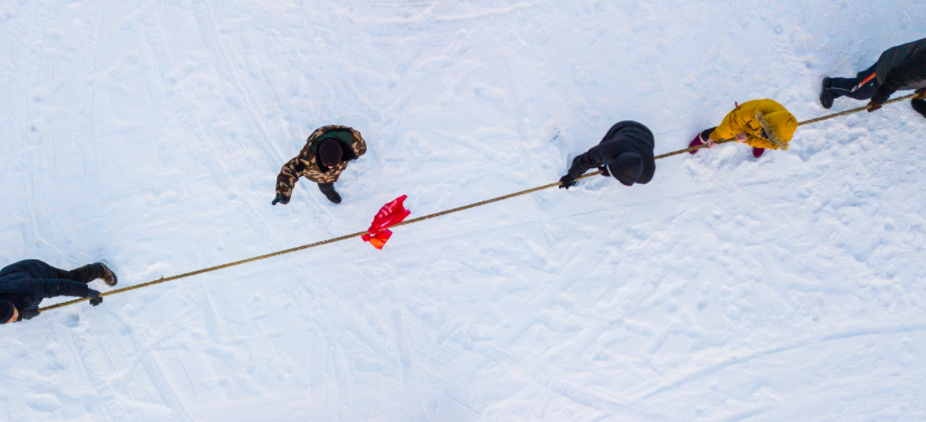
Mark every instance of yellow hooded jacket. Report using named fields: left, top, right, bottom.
left=708, top=99, right=798, bottom=150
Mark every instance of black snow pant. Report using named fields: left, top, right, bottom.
left=317, top=182, right=336, bottom=194
left=826, top=63, right=880, bottom=100
left=11, top=259, right=103, bottom=284
left=52, top=262, right=104, bottom=284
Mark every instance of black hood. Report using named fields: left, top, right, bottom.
left=608, top=153, right=644, bottom=186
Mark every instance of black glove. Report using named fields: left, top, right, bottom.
left=867, top=100, right=882, bottom=112
left=87, top=289, right=103, bottom=307
left=597, top=165, right=610, bottom=177
left=22, top=309, right=40, bottom=320
left=272, top=193, right=290, bottom=206
left=559, top=175, right=578, bottom=190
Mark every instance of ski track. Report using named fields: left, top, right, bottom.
left=2, top=0, right=926, bottom=421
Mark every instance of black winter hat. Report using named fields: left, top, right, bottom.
left=610, top=153, right=644, bottom=186
left=0, top=300, right=15, bottom=324
left=318, top=139, right=344, bottom=167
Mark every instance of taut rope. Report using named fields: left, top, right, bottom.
left=38, top=93, right=920, bottom=312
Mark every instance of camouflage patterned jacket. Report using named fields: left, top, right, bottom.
left=275, top=125, right=367, bottom=199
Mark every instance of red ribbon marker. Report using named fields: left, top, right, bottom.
left=361, top=195, right=411, bottom=250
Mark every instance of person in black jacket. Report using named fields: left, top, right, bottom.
left=0, top=260, right=118, bottom=324
left=559, top=121, right=656, bottom=189
left=820, top=37, right=926, bottom=118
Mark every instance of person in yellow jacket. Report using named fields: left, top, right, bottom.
left=688, top=99, right=799, bottom=158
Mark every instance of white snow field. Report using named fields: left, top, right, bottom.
left=2, top=0, right=926, bottom=421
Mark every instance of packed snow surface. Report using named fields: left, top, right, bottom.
left=2, top=1, right=926, bottom=421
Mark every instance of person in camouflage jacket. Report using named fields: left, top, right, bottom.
left=273, top=125, right=367, bottom=205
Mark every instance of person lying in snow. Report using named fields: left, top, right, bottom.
left=273, top=125, right=368, bottom=205
left=559, top=121, right=655, bottom=189
left=820, top=37, right=926, bottom=118
left=688, top=99, right=798, bottom=158
left=0, top=260, right=117, bottom=324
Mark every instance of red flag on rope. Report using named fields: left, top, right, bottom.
left=361, top=195, right=411, bottom=250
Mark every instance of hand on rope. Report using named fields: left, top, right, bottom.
left=87, top=289, right=103, bottom=306
left=916, top=88, right=926, bottom=100
left=867, top=100, right=882, bottom=112
left=558, top=175, right=578, bottom=189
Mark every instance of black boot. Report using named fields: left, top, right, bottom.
left=912, top=99, right=926, bottom=119
left=99, top=263, right=118, bottom=286
left=324, top=190, right=342, bottom=204
left=820, top=77, right=835, bottom=109
left=318, top=182, right=342, bottom=204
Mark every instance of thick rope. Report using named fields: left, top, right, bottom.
left=37, top=93, right=922, bottom=313
left=799, top=93, right=917, bottom=126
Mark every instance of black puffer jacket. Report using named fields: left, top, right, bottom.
left=566, top=121, right=656, bottom=184
left=872, top=37, right=926, bottom=104
left=0, top=260, right=90, bottom=317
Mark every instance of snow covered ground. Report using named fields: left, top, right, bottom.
left=2, top=1, right=926, bottom=420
